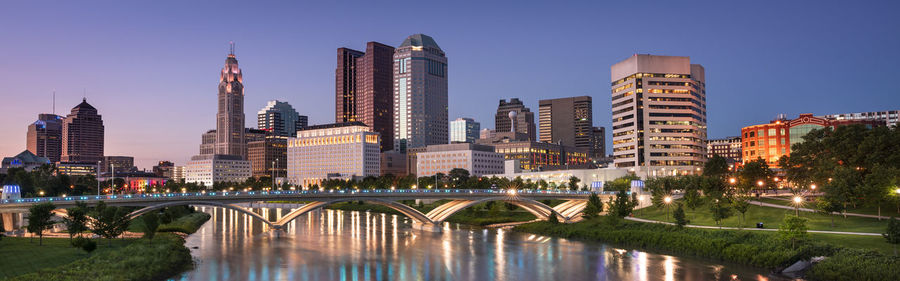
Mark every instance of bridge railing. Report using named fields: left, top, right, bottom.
left=0, top=188, right=617, bottom=205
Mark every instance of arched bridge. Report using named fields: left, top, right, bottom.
left=0, top=189, right=625, bottom=231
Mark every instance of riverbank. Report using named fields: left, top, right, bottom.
left=1, top=211, right=211, bottom=281
left=512, top=218, right=900, bottom=281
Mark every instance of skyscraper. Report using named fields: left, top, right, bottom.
left=336, top=42, right=395, bottom=151
left=450, top=118, right=480, bottom=143
left=539, top=96, right=593, bottom=151
left=216, top=45, right=246, bottom=159
left=495, top=98, right=536, bottom=141
left=258, top=100, right=307, bottom=137
left=26, top=113, right=64, bottom=163
left=393, top=34, right=448, bottom=152
left=60, top=99, right=104, bottom=163
left=610, top=54, right=707, bottom=175
left=591, top=126, right=606, bottom=159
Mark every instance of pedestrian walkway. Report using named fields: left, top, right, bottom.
left=625, top=217, right=882, bottom=236
left=748, top=200, right=892, bottom=220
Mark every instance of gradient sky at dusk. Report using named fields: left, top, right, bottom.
left=1, top=1, right=898, bottom=169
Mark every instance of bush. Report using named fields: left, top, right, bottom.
left=807, top=248, right=900, bottom=281
left=157, top=212, right=211, bottom=234
left=81, top=240, right=97, bottom=253
left=71, top=237, right=88, bottom=248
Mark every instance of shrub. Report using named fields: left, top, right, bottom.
left=81, top=240, right=97, bottom=253
left=807, top=248, right=900, bottom=281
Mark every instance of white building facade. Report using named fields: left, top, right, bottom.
left=287, top=122, right=381, bottom=187
left=185, top=154, right=251, bottom=188
left=416, top=143, right=504, bottom=177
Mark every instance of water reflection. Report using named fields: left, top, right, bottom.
left=177, top=207, right=787, bottom=281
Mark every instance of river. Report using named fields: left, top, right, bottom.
left=175, top=207, right=787, bottom=281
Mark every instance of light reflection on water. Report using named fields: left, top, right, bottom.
left=176, top=207, right=787, bottom=281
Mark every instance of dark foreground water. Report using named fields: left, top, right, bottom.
left=176, top=207, right=787, bottom=281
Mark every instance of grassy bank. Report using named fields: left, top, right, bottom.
left=758, top=197, right=900, bottom=218
left=635, top=200, right=889, bottom=233
left=0, top=237, right=131, bottom=279
left=7, top=233, right=193, bottom=281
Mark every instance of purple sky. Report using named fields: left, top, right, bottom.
left=1, top=1, right=898, bottom=170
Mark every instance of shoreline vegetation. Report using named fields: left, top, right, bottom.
left=2, top=210, right=211, bottom=281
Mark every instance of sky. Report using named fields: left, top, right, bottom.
left=1, top=0, right=898, bottom=170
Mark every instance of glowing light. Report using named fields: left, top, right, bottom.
left=793, top=196, right=803, bottom=204
left=508, top=189, right=518, bottom=195
left=729, top=178, right=736, bottom=184
left=757, top=180, right=764, bottom=187
left=810, top=184, right=817, bottom=190
left=663, top=196, right=672, bottom=204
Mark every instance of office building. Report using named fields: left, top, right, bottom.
left=216, top=46, right=246, bottom=158
left=101, top=156, right=135, bottom=173
left=450, top=118, right=480, bottom=143
left=495, top=98, right=536, bottom=141
left=199, top=130, right=216, bottom=155
left=480, top=128, right=495, bottom=140
left=591, top=126, right=606, bottom=159
left=57, top=162, right=97, bottom=176
left=336, top=42, right=395, bottom=151
left=185, top=154, right=251, bottom=188
left=173, top=166, right=186, bottom=182
left=248, top=136, right=287, bottom=179
left=381, top=151, right=407, bottom=177
left=60, top=98, right=105, bottom=163
left=258, top=100, right=307, bottom=137
left=393, top=34, right=448, bottom=151
left=416, top=143, right=504, bottom=177
left=405, top=147, right=427, bottom=176
left=610, top=54, right=707, bottom=176
left=153, top=161, right=175, bottom=178
left=741, top=113, right=883, bottom=168
left=484, top=140, right=590, bottom=172
left=26, top=114, right=64, bottom=162
left=539, top=96, right=594, bottom=151
left=287, top=122, right=381, bottom=187
left=819, top=110, right=899, bottom=128
left=707, top=136, right=742, bottom=165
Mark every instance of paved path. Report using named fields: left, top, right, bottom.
left=748, top=200, right=893, bottom=220
left=625, top=217, right=882, bottom=236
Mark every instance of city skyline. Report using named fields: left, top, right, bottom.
left=2, top=1, right=899, bottom=169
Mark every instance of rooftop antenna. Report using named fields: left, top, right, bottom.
left=229, top=41, right=235, bottom=55
left=52, top=90, right=56, bottom=115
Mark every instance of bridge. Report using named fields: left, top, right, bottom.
left=0, top=189, right=632, bottom=232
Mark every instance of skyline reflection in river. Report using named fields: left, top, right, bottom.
left=177, top=207, right=784, bottom=281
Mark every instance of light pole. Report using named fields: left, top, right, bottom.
left=96, top=160, right=101, bottom=196
left=664, top=196, right=673, bottom=221
left=792, top=196, right=803, bottom=216
left=272, top=159, right=276, bottom=191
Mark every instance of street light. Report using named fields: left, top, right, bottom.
left=811, top=184, right=817, bottom=191
left=664, top=196, right=673, bottom=221
left=729, top=178, right=736, bottom=184
left=792, top=196, right=803, bottom=216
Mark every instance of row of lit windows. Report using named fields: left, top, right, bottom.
left=611, top=73, right=692, bottom=86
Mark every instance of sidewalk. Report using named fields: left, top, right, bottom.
left=625, top=216, right=882, bottom=236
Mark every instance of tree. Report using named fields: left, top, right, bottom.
left=448, top=168, right=470, bottom=187
left=703, top=155, right=730, bottom=179
left=63, top=203, right=89, bottom=243
left=682, top=188, right=703, bottom=219
left=778, top=215, right=809, bottom=250
left=738, top=158, right=774, bottom=193
left=0, top=211, right=5, bottom=242
left=673, top=203, right=687, bottom=228
left=583, top=193, right=604, bottom=219
left=568, top=176, right=581, bottom=191
left=26, top=202, right=56, bottom=245
left=815, top=196, right=845, bottom=228
left=732, top=195, right=751, bottom=228
left=607, top=190, right=636, bottom=218
left=538, top=179, right=549, bottom=190
left=91, top=201, right=130, bottom=246
left=141, top=212, right=160, bottom=243
left=548, top=213, right=560, bottom=224
left=884, top=217, right=900, bottom=256
left=709, top=200, right=732, bottom=228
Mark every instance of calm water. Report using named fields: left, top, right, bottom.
left=175, top=207, right=787, bottom=281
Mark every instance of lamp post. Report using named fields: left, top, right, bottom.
left=664, top=196, right=673, bottom=221
left=97, top=160, right=101, bottom=196
left=272, top=159, right=276, bottom=191
left=792, top=196, right=803, bottom=216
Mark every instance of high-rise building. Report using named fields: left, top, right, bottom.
left=591, top=126, right=606, bottom=159
left=479, top=128, right=495, bottom=140
left=248, top=136, right=287, bottom=179
left=450, top=118, right=480, bottom=143
left=258, top=100, right=307, bottom=137
left=393, top=34, right=448, bottom=151
left=173, top=166, right=186, bottom=182
left=539, top=96, right=593, bottom=151
left=610, top=54, right=707, bottom=176
left=26, top=114, right=64, bottom=163
left=495, top=98, right=536, bottom=141
left=60, top=99, right=104, bottom=163
left=287, top=122, right=381, bottom=186
left=336, top=42, right=396, bottom=151
left=216, top=46, right=246, bottom=159
left=707, top=136, right=742, bottom=165
left=818, top=110, right=899, bottom=128
left=153, top=161, right=175, bottom=178
left=199, top=130, right=217, bottom=155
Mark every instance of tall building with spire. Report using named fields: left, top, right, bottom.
left=60, top=99, right=104, bottom=163
left=27, top=113, right=64, bottom=162
left=393, top=34, right=448, bottom=151
left=216, top=44, right=246, bottom=159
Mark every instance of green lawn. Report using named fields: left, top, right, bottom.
left=757, top=197, right=900, bottom=218
left=634, top=200, right=890, bottom=233
left=0, top=237, right=131, bottom=279
left=809, top=233, right=892, bottom=255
